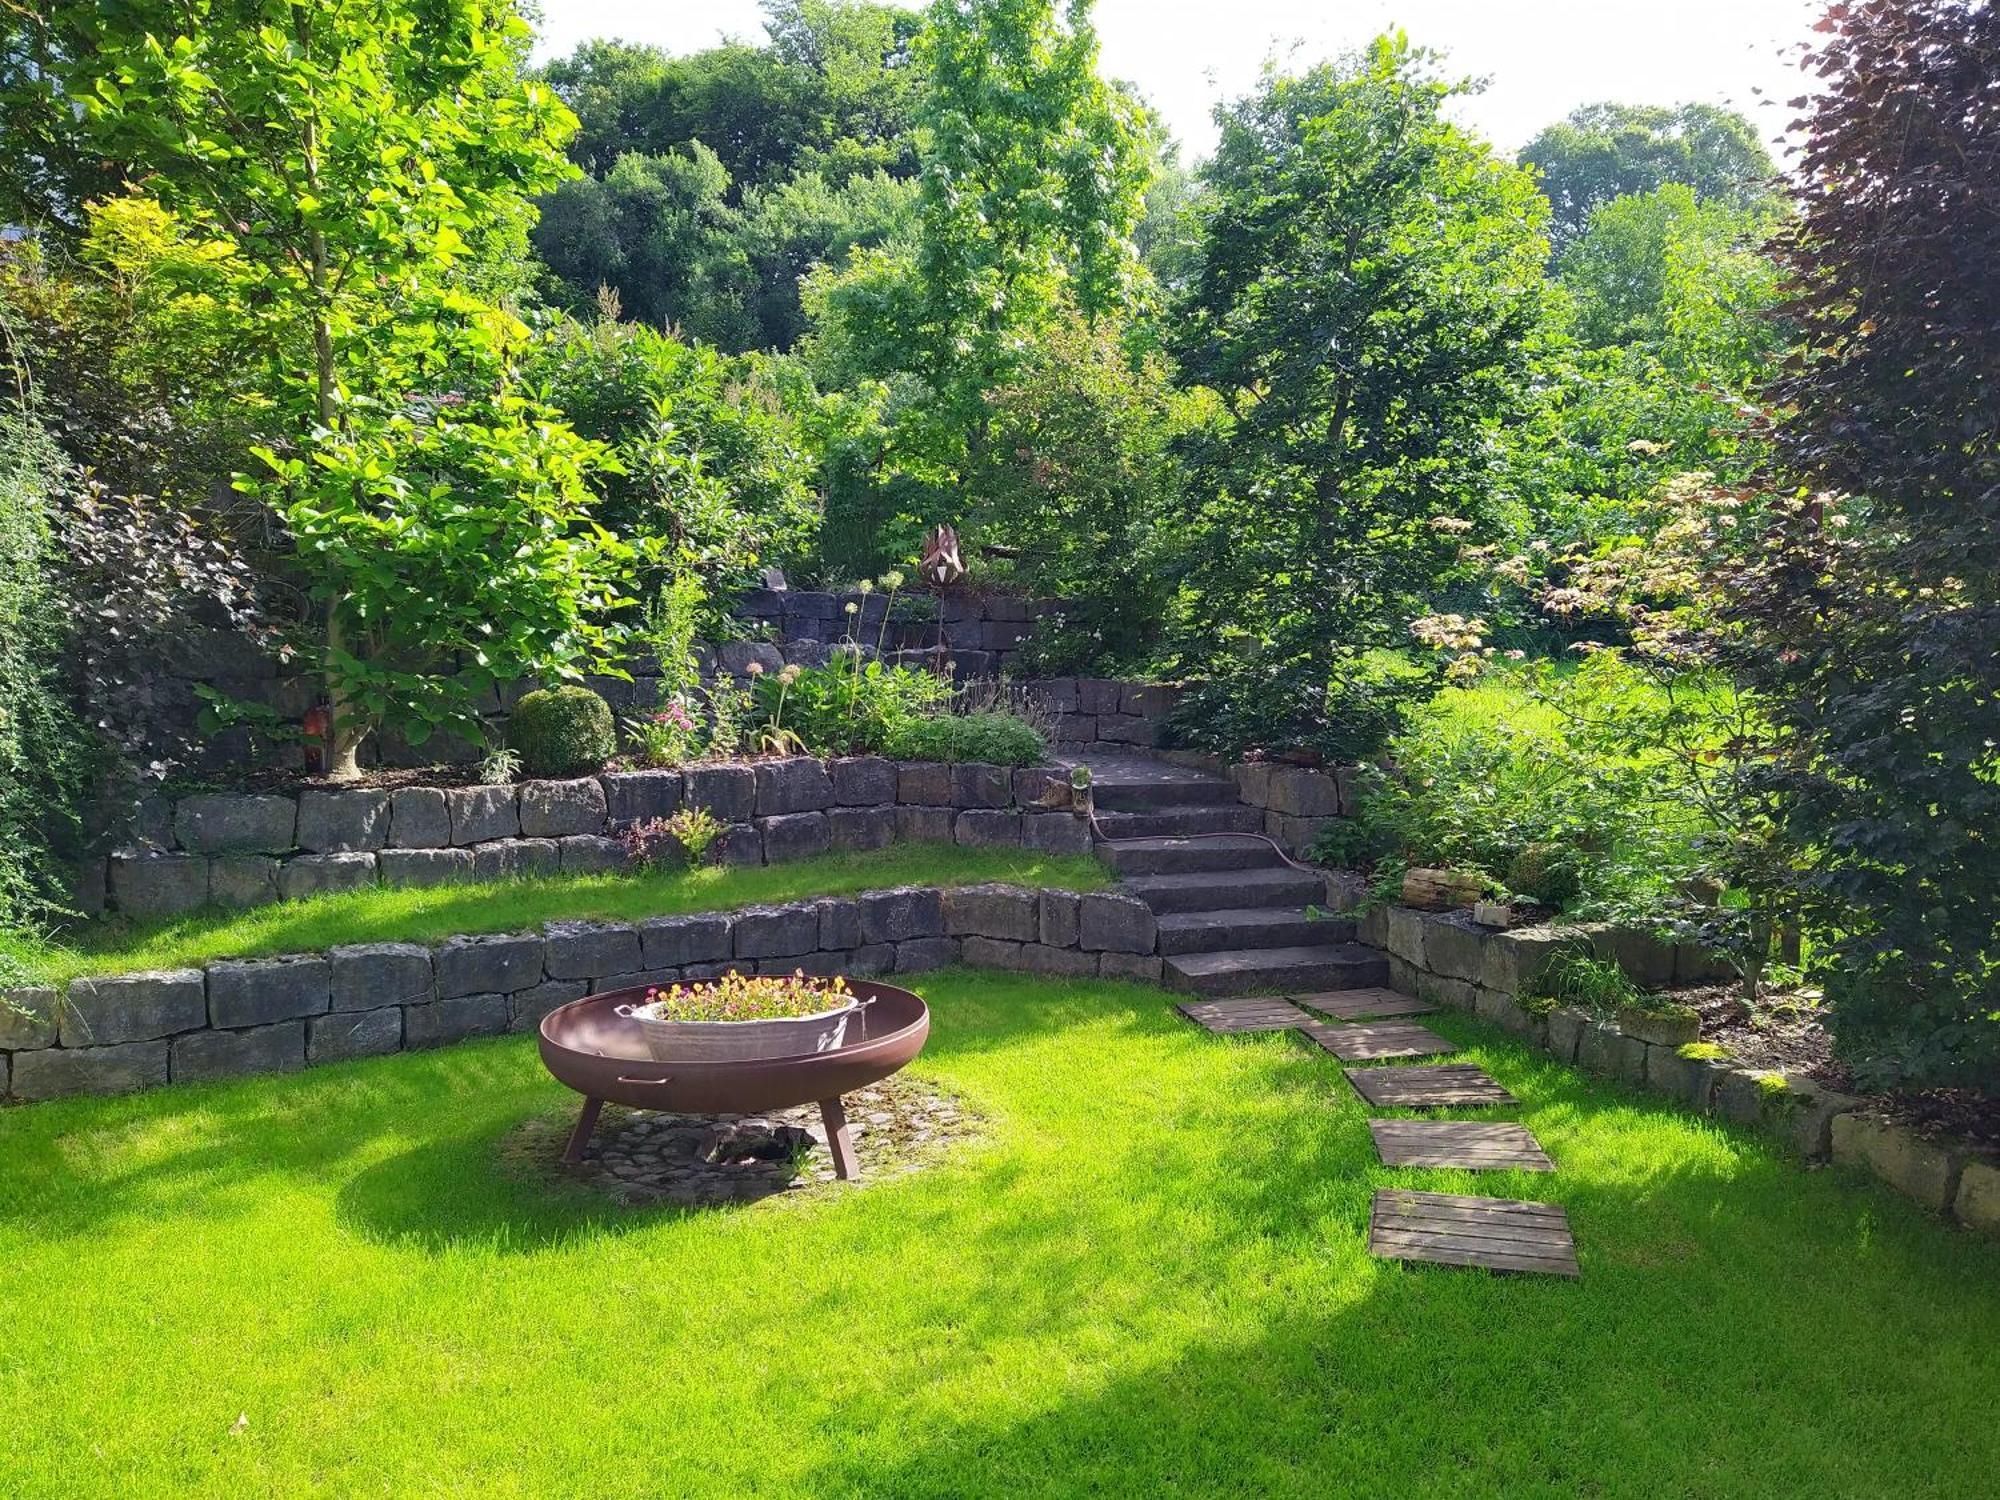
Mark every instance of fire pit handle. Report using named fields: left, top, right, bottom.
left=615, top=1073, right=673, bottom=1085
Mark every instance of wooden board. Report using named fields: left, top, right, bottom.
left=1301, top=1020, right=1456, bottom=1061
left=1368, top=1119, right=1554, bottom=1171
left=1344, top=1063, right=1517, bottom=1109
left=1175, top=997, right=1312, bottom=1034
left=1368, top=1189, right=1579, bottom=1278
left=1292, top=988, right=1436, bottom=1021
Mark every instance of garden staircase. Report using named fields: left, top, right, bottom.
left=1071, top=754, right=1388, bottom=997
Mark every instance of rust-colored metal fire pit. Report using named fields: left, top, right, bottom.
left=537, top=979, right=931, bottom=1181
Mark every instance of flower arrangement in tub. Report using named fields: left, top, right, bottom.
left=620, top=971, right=863, bottom=1061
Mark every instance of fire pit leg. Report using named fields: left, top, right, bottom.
left=819, top=1095, right=860, bottom=1181
left=564, top=1096, right=605, bottom=1164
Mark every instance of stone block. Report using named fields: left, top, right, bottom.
left=733, top=905, right=821, bottom=961
left=1078, top=679, right=1124, bottom=715
left=1079, top=892, right=1157, bottom=954
left=1122, top=683, right=1181, bottom=719
left=847, top=943, right=895, bottom=976
left=1320, top=870, right=1369, bottom=912
left=951, top=763, right=1012, bottom=809
left=895, top=806, right=956, bottom=843
left=1954, top=1159, right=2000, bottom=1238
left=684, top=763, right=757, bottom=822
left=860, top=887, right=945, bottom=944
left=1266, top=767, right=1342, bottom=818
left=1023, top=812, right=1091, bottom=855
left=1416, top=973, right=1478, bottom=1011
left=1011, top=766, right=1061, bottom=806
left=296, top=789, right=390, bottom=852
left=1097, top=715, right=1161, bottom=747
left=0, top=986, right=58, bottom=1050
left=208, top=955, right=331, bottom=1028
left=896, top=761, right=952, bottom=806
left=717, top=640, right=783, bottom=676
left=10, top=1041, right=169, bottom=1100
left=944, top=883, right=1040, bottom=942
left=1831, top=1113, right=1968, bottom=1214
left=1383, top=906, right=1428, bottom=966
left=173, top=1021, right=304, bottom=1083
left=1481, top=925, right=1571, bottom=996
left=1019, top=943, right=1097, bottom=977
left=109, top=852, right=211, bottom=918
left=1674, top=941, right=1737, bottom=985
left=544, top=920, right=641, bottom=981
left=173, top=793, right=296, bottom=854
left=471, top=839, right=560, bottom=883
left=1099, top=952, right=1165, bottom=984
left=1591, top=925, right=1677, bottom=990
left=279, top=852, right=377, bottom=901
left=639, top=913, right=732, bottom=969
left=387, top=786, right=451, bottom=847
left=559, top=834, right=631, bottom=874
left=1039, top=890, right=1081, bottom=948
left=1713, top=1067, right=1784, bottom=1127
left=954, top=809, right=1022, bottom=847
left=1230, top=761, right=1275, bottom=807
left=1578, top=1021, right=1647, bottom=1083
left=831, top=755, right=897, bottom=806
left=207, top=855, right=280, bottom=909
left=1473, top=987, right=1545, bottom=1044
left=711, top=824, right=764, bottom=866
left=961, top=936, right=1024, bottom=969
left=1357, top=904, right=1390, bottom=949
left=1026, top=677, right=1078, bottom=715
left=405, top=993, right=510, bottom=1048
left=601, top=769, right=683, bottom=825
left=1774, top=1078, right=1865, bottom=1162
left=761, top=811, right=832, bottom=862
left=894, top=937, right=961, bottom=973
left=1387, top=955, right=1420, bottom=995
left=1617, top=1007, right=1700, bottom=1048
left=1050, top=714, right=1097, bottom=742
left=1423, top=915, right=1488, bottom=983
left=518, top=778, right=607, bottom=838
left=329, top=942, right=432, bottom=1012
left=817, top=899, right=863, bottom=952
left=378, top=847, right=476, bottom=887
left=757, top=757, right=835, bottom=815
left=1545, top=1006, right=1590, bottom=1064
left=308, top=1007, right=404, bottom=1063
left=435, top=933, right=545, bottom=998
left=447, top=784, right=519, bottom=845
left=1262, top=811, right=1341, bottom=855
left=828, top=805, right=896, bottom=852
left=509, top=980, right=588, bottom=1033
left=61, top=970, right=206, bottom=1046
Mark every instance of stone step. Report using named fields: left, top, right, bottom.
left=1098, top=835, right=1283, bottom=877
left=1123, top=867, right=1328, bottom=915
left=1164, top=943, right=1390, bottom=997
left=1091, top=805, right=1264, bottom=839
left=1154, top=907, right=1357, bottom=956
left=1090, top=776, right=1239, bottom=811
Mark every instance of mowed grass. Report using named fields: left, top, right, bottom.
left=1, top=845, right=1108, bottom=985
left=1, top=970, right=1996, bottom=1498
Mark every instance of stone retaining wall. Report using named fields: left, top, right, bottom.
left=104, top=757, right=1090, bottom=919
left=0, top=883, right=1162, bottom=1104
left=1227, top=761, right=1361, bottom=856
left=1363, top=903, right=2000, bottom=1241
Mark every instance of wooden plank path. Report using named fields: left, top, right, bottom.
left=1301, top=1019, right=1456, bottom=1061
left=1292, top=988, right=1436, bottom=1021
left=1175, top=996, right=1313, bottom=1034
left=1344, top=1063, right=1517, bottom=1109
left=1368, top=1118, right=1554, bottom=1171
left=1368, top=1189, right=1579, bottom=1278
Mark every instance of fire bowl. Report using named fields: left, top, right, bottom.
left=537, top=978, right=931, bottom=1180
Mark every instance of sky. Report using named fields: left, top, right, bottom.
left=529, top=0, right=1826, bottom=161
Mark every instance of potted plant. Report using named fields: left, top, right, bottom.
left=618, top=971, right=862, bottom=1062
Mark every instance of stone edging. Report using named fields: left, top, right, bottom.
left=0, top=884, right=1161, bottom=1104
left=1361, top=902, right=2000, bottom=1241
left=103, top=757, right=1090, bottom=919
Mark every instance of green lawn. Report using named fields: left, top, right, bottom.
left=1, top=845, right=1107, bottom=985
left=1, top=970, right=1995, bottom=1497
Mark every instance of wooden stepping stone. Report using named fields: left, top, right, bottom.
left=1302, top=1020, right=1455, bottom=1061
left=1175, top=996, right=1312, bottom=1034
left=1368, top=1118, right=1554, bottom=1171
left=1344, top=1063, right=1517, bottom=1109
left=1368, top=1189, right=1579, bottom=1278
left=1292, top=987, right=1436, bottom=1021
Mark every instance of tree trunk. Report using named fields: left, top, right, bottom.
left=324, top=604, right=364, bottom=781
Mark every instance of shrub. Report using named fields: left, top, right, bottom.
left=509, top=686, right=616, bottom=778
left=884, top=711, right=1046, bottom=768
left=753, top=659, right=949, bottom=757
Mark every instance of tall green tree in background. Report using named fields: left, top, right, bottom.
left=1521, top=101, right=1777, bottom=251
left=1167, top=35, right=1552, bottom=758
left=26, top=0, right=632, bottom=778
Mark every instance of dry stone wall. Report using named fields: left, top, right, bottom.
left=103, top=757, right=1090, bottom=919
left=0, top=883, right=1163, bottom=1103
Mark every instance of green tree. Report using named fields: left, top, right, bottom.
left=34, top=0, right=631, bottom=777
left=1520, top=101, right=1778, bottom=252
left=1167, top=35, right=1552, bottom=758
